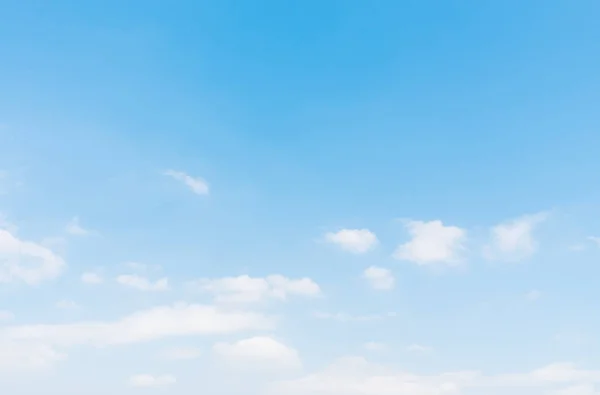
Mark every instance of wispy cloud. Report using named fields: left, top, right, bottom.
left=163, top=170, right=209, bottom=195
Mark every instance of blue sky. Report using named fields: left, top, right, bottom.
left=1, top=1, right=600, bottom=394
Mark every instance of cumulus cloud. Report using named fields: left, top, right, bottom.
left=116, top=274, right=169, bottom=292
left=393, top=220, right=466, bottom=266
left=0, top=303, right=273, bottom=348
left=484, top=212, right=548, bottom=261
left=128, top=374, right=176, bottom=387
left=363, top=266, right=395, bottom=290
left=164, top=170, right=209, bottom=195
left=0, top=341, right=66, bottom=372
left=213, top=336, right=301, bottom=369
left=0, top=229, right=65, bottom=285
left=189, top=274, right=321, bottom=304
left=324, top=229, right=378, bottom=254
left=81, top=272, right=103, bottom=285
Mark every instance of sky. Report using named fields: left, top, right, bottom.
left=1, top=0, right=600, bottom=394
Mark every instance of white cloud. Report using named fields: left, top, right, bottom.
left=128, top=374, right=176, bottom=387
left=0, top=229, right=65, bottom=285
left=324, top=229, right=378, bottom=254
left=116, top=274, right=169, bottom=292
left=485, top=212, right=548, bottom=261
left=363, top=266, right=395, bottom=290
left=163, top=347, right=202, bottom=360
left=0, top=341, right=66, bottom=372
left=55, top=300, right=80, bottom=310
left=407, top=344, right=434, bottom=354
left=0, top=310, right=14, bottom=322
left=393, top=220, right=466, bottom=266
left=270, top=357, right=600, bottom=395
left=1, top=302, right=273, bottom=348
left=213, top=336, right=301, bottom=369
left=313, top=311, right=397, bottom=322
left=65, top=217, right=90, bottom=236
left=81, top=272, right=103, bottom=285
left=190, top=274, right=321, bottom=304
left=164, top=170, right=209, bottom=195
left=364, top=342, right=386, bottom=352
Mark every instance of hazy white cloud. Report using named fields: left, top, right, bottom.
left=0, top=310, right=14, bottom=322
left=313, top=311, right=397, bottom=322
left=363, top=266, right=394, bottom=290
left=190, top=274, right=320, bottom=304
left=484, top=212, right=548, bottom=261
left=162, top=347, right=202, bottom=360
left=81, top=272, right=103, bottom=285
left=164, top=170, right=209, bottom=195
left=55, top=300, right=80, bottom=310
left=393, top=220, right=466, bottom=266
left=128, top=374, right=176, bottom=387
left=1, top=303, right=273, bottom=348
left=363, top=342, right=386, bottom=352
left=526, top=289, right=542, bottom=301
left=116, top=274, right=169, bottom=292
left=213, top=336, right=301, bottom=369
left=407, top=344, right=434, bottom=354
left=0, top=341, right=66, bottom=372
left=270, top=357, right=600, bottom=395
left=324, top=229, right=378, bottom=254
left=65, top=217, right=90, bottom=236
left=0, top=229, right=65, bottom=285
left=588, top=236, right=600, bottom=247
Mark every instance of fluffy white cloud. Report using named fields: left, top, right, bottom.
left=116, top=274, right=169, bottom=292
left=270, top=357, right=600, bottom=395
left=363, top=266, right=395, bottom=290
left=1, top=303, right=273, bottom=348
left=81, top=272, right=103, bottom=284
left=0, top=229, right=65, bottom=285
left=128, top=374, right=176, bottom=387
left=213, top=336, right=301, bottom=369
left=163, top=347, right=202, bottom=360
left=190, top=274, right=321, bottom=304
left=65, top=217, right=90, bottom=236
left=393, top=220, right=466, bottom=266
left=324, top=229, right=378, bottom=254
left=484, top=212, right=548, bottom=261
left=164, top=170, right=209, bottom=195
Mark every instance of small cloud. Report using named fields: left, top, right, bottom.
left=163, top=347, right=202, bottom=361
left=213, top=336, right=301, bottom=369
left=55, top=300, right=80, bottom=310
left=588, top=236, right=600, bottom=247
left=65, top=217, right=91, bottom=236
left=393, top=220, right=466, bottom=266
left=0, top=310, right=14, bottom=322
left=324, top=228, right=378, bottom=254
left=164, top=170, right=209, bottom=195
left=363, top=342, right=386, bottom=352
left=526, top=289, right=542, bottom=301
left=407, top=344, right=433, bottom=354
left=81, top=272, right=103, bottom=285
left=128, top=374, right=176, bottom=388
left=484, top=212, right=548, bottom=261
left=363, top=266, right=395, bottom=291
left=117, top=274, right=169, bottom=292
